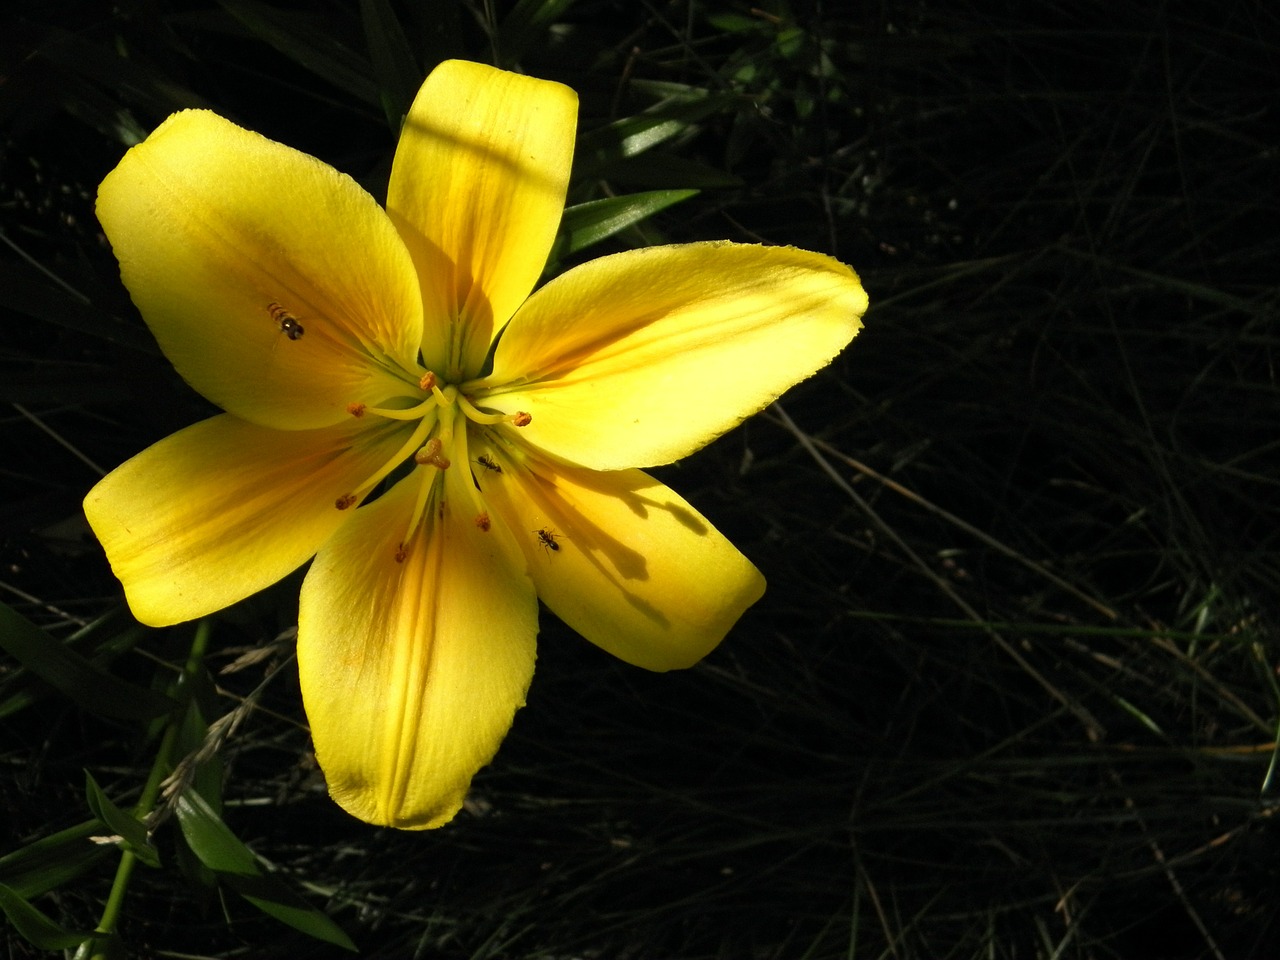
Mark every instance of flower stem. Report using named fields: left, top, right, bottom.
left=76, top=619, right=213, bottom=960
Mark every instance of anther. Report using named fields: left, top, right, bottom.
left=347, top=402, right=367, bottom=418
left=335, top=493, right=357, bottom=510
left=413, top=437, right=451, bottom=470
left=475, top=512, right=491, bottom=532
left=394, top=543, right=409, bottom=563
left=512, top=411, right=532, bottom=427
left=419, top=372, right=437, bottom=392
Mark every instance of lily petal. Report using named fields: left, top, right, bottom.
left=485, top=242, right=868, bottom=469
left=297, top=460, right=538, bottom=829
left=387, top=60, right=577, bottom=380
left=475, top=446, right=764, bottom=671
left=83, top=415, right=409, bottom=627
left=97, top=109, right=424, bottom=430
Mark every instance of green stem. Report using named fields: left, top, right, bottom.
left=77, top=619, right=213, bottom=960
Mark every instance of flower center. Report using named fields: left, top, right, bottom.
left=337, top=370, right=529, bottom=561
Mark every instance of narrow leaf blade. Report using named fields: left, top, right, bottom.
left=83, top=773, right=161, bottom=868
left=176, top=792, right=357, bottom=951
left=0, top=821, right=112, bottom=898
left=0, top=603, right=176, bottom=721
left=558, top=190, right=699, bottom=256
left=0, top=883, right=94, bottom=950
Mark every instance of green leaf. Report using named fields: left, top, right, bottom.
left=0, top=611, right=152, bottom=718
left=582, top=114, right=692, bottom=163
left=556, top=190, right=699, bottom=257
left=360, top=0, right=422, bottom=131
left=0, top=603, right=177, bottom=721
left=167, top=689, right=223, bottom=891
left=0, top=821, right=111, bottom=899
left=176, top=792, right=357, bottom=951
left=574, top=95, right=738, bottom=179
left=496, top=0, right=577, bottom=65
left=594, top=154, right=744, bottom=189
left=775, top=25, right=808, bottom=60
left=0, top=261, right=158, bottom=353
left=83, top=773, right=161, bottom=868
left=706, top=12, right=767, bottom=33
left=0, top=883, right=93, bottom=950
left=217, top=0, right=379, bottom=106
left=176, top=790, right=266, bottom=876
left=1, top=24, right=199, bottom=147
left=174, top=684, right=226, bottom=812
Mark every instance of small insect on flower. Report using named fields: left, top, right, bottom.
left=534, top=528, right=561, bottom=553
left=267, top=301, right=305, bottom=341
left=475, top=454, right=502, bottom=474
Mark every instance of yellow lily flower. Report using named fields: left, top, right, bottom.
left=85, top=60, right=868, bottom=829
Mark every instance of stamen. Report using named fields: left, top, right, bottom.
left=360, top=396, right=439, bottom=421
left=475, top=512, right=491, bottom=532
left=335, top=414, right=437, bottom=511
left=347, top=402, right=367, bottom=418
left=390, top=397, right=458, bottom=555
left=456, top=392, right=533, bottom=426
left=419, top=371, right=437, bottom=391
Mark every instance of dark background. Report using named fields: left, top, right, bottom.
left=2, top=1, right=1278, bottom=957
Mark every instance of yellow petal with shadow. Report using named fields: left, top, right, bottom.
left=485, top=242, right=868, bottom=469
left=97, top=109, right=424, bottom=430
left=387, top=60, right=576, bottom=380
left=84, top=414, right=410, bottom=626
left=473, top=441, right=764, bottom=671
left=297, top=458, right=537, bottom=829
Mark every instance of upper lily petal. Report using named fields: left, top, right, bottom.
left=97, top=109, right=425, bottom=430
left=474, top=445, right=764, bottom=671
left=386, top=60, right=577, bottom=380
left=483, top=242, right=867, bottom=470
left=83, top=414, right=410, bottom=627
left=297, top=461, right=538, bottom=829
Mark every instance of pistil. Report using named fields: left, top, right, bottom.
left=332, top=377, right=533, bottom=561
left=396, top=398, right=461, bottom=560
